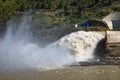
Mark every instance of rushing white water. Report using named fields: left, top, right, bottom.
left=0, top=13, right=104, bottom=71
left=58, top=31, right=104, bottom=62
left=0, top=14, right=75, bottom=71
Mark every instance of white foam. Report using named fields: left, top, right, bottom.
left=0, top=13, right=75, bottom=71
left=0, top=13, right=104, bottom=71
left=57, top=31, right=104, bottom=62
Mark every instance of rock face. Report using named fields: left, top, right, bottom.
left=106, top=44, right=120, bottom=57
left=100, top=56, right=120, bottom=65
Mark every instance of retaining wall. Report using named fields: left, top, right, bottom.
left=106, top=31, right=120, bottom=44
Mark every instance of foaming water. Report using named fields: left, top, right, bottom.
left=0, top=13, right=104, bottom=72
left=58, top=31, right=104, bottom=62
left=0, top=13, right=75, bottom=72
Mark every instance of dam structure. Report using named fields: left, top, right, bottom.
left=0, top=12, right=120, bottom=72
left=0, top=12, right=109, bottom=71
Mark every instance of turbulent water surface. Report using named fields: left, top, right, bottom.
left=0, top=12, right=104, bottom=72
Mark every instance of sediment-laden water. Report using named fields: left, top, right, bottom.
left=0, top=65, right=120, bottom=80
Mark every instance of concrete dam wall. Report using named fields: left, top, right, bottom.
left=106, top=31, right=120, bottom=44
